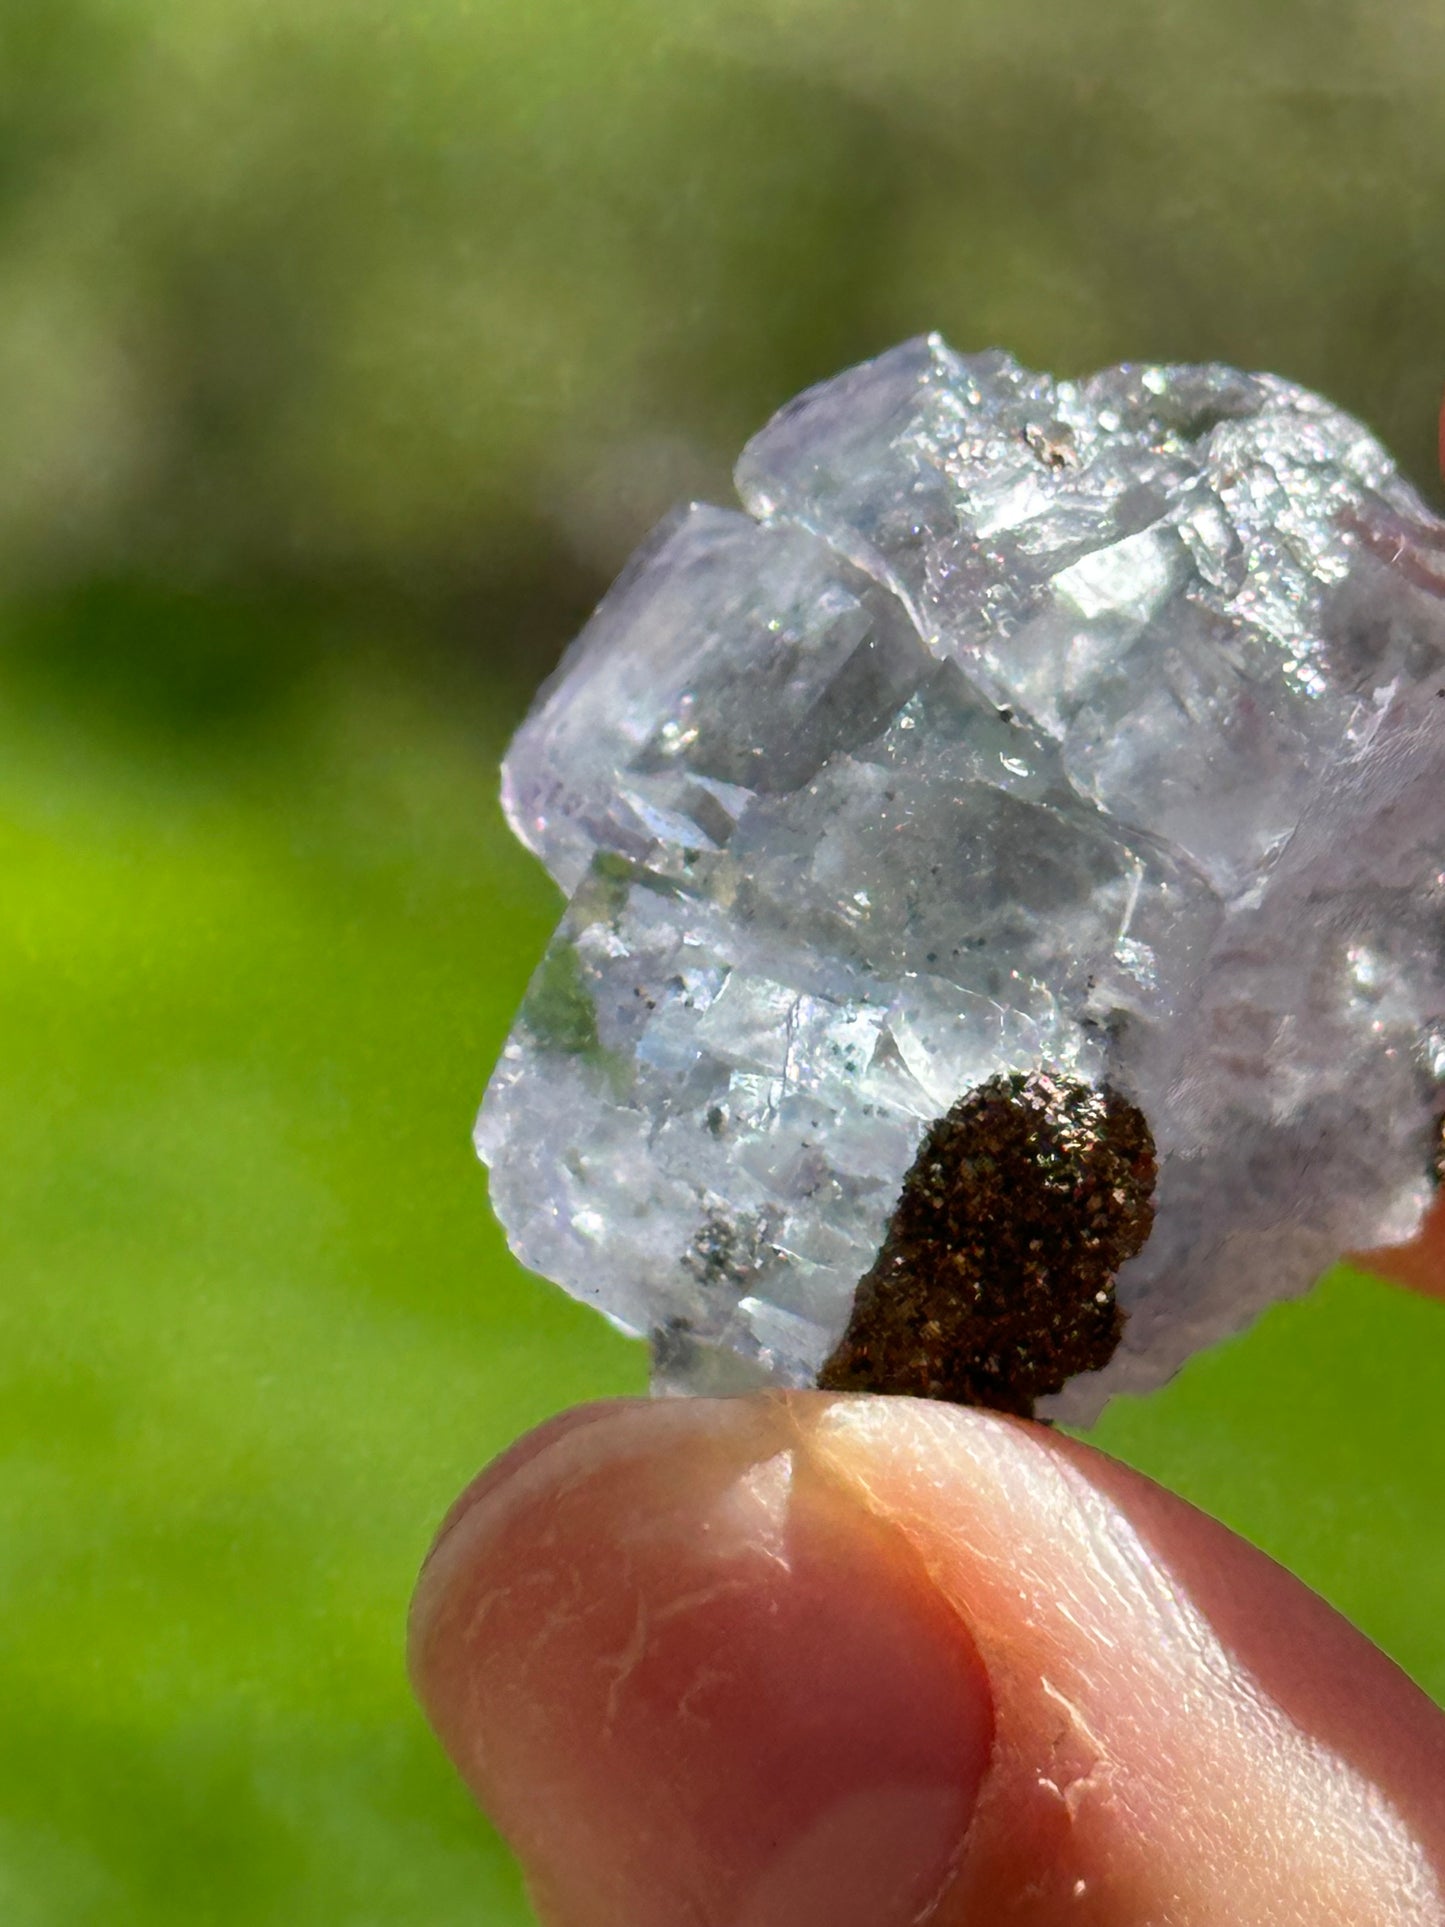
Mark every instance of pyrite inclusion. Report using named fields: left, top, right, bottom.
left=818, top=1073, right=1155, bottom=1416
left=479, top=336, right=1445, bottom=1422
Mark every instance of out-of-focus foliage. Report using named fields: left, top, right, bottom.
left=4, top=1, right=1445, bottom=1921
left=2, top=0, right=1443, bottom=662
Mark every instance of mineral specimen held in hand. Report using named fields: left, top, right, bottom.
left=478, top=336, right=1445, bottom=1422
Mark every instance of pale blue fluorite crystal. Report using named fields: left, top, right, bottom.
left=479, top=336, right=1445, bottom=1420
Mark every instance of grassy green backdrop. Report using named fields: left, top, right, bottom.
left=5, top=1, right=1445, bottom=1920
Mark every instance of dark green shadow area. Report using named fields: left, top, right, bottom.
left=3, top=578, right=330, bottom=740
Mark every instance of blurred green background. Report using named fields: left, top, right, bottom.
left=5, top=0, right=1445, bottom=1919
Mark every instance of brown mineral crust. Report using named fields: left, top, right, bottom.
left=817, top=1071, right=1156, bottom=1417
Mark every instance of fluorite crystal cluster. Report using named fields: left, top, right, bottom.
left=479, top=336, right=1445, bottom=1422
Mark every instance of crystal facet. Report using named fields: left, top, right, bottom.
left=480, top=336, right=1445, bottom=1421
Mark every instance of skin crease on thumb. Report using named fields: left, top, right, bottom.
left=409, top=1392, right=1445, bottom=1927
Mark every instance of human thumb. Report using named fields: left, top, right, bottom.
left=410, top=1393, right=1445, bottom=1926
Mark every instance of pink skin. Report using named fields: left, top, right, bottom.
left=409, top=404, right=1445, bottom=1921
left=411, top=1393, right=1445, bottom=1926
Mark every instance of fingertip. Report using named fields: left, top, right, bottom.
left=416, top=1397, right=633, bottom=1581
left=410, top=1394, right=994, bottom=1927
left=412, top=1392, right=1445, bottom=1926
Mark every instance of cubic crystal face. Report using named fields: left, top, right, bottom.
left=480, top=335, right=1445, bottom=1422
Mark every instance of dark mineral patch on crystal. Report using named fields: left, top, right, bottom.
left=817, top=1071, right=1156, bottom=1417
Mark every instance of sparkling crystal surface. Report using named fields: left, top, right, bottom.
left=481, top=336, right=1445, bottom=1421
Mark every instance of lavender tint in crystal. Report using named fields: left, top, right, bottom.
left=479, top=336, right=1445, bottom=1421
